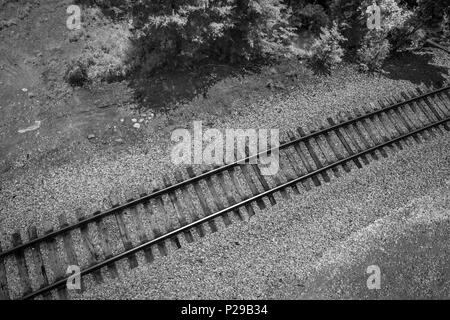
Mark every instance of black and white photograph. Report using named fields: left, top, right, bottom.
left=0, top=0, right=449, bottom=308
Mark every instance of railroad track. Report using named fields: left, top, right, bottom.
left=1, top=85, right=449, bottom=300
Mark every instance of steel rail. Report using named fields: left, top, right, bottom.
left=426, top=39, right=450, bottom=55
left=21, top=114, right=450, bottom=300
left=2, top=85, right=449, bottom=259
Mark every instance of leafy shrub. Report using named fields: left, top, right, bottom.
left=415, top=0, right=449, bottom=30
left=291, top=3, right=330, bottom=34
left=64, top=9, right=132, bottom=85
left=357, top=30, right=391, bottom=72
left=82, top=23, right=132, bottom=82
left=65, top=58, right=89, bottom=86
left=129, top=0, right=296, bottom=73
left=330, top=0, right=412, bottom=50
left=308, top=22, right=347, bottom=72
left=441, top=12, right=450, bottom=43
left=236, top=0, right=297, bottom=60
left=380, top=0, right=412, bottom=33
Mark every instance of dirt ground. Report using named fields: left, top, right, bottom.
left=1, top=0, right=450, bottom=179
left=0, top=0, right=141, bottom=174
left=0, top=0, right=450, bottom=300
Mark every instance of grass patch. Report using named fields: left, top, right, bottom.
left=65, top=7, right=132, bottom=85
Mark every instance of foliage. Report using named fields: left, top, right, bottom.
left=328, top=0, right=412, bottom=72
left=291, top=3, right=330, bottom=33
left=64, top=9, right=132, bottom=85
left=386, top=0, right=449, bottom=50
left=84, top=23, right=132, bottom=82
left=357, top=30, right=391, bottom=72
left=414, top=0, right=449, bottom=30
left=442, top=12, right=450, bottom=43
left=128, top=0, right=296, bottom=74
left=67, top=0, right=449, bottom=85
left=230, top=0, right=297, bottom=60
left=65, top=58, right=89, bottom=86
left=308, top=22, right=347, bottom=72
left=329, top=0, right=412, bottom=48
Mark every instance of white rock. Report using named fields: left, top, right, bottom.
left=139, top=119, right=144, bottom=123
left=120, top=118, right=124, bottom=122
left=18, top=120, right=41, bottom=134
left=133, top=123, right=141, bottom=129
left=21, top=88, right=28, bottom=92
left=131, top=118, right=137, bottom=123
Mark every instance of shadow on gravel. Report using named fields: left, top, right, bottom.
left=382, top=50, right=449, bottom=87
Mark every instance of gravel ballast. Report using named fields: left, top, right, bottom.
left=68, top=132, right=448, bottom=299
left=0, top=48, right=449, bottom=299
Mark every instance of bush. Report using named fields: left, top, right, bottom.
left=291, top=3, right=330, bottom=34
left=441, top=12, right=450, bottom=43
left=415, top=0, right=449, bottom=30
left=129, top=0, right=296, bottom=73
left=65, top=58, right=89, bottom=86
left=308, top=22, right=347, bottom=72
left=64, top=8, right=132, bottom=85
left=330, top=0, right=412, bottom=50
left=357, top=30, right=391, bottom=72
left=82, top=23, right=132, bottom=82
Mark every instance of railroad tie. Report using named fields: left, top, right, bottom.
left=173, top=171, right=209, bottom=236
left=327, top=118, right=364, bottom=169
left=282, top=140, right=311, bottom=191
left=126, top=190, right=154, bottom=263
left=213, top=169, right=244, bottom=221
left=58, top=214, right=80, bottom=294
left=108, top=194, right=139, bottom=269
left=187, top=167, right=219, bottom=233
left=138, top=185, right=169, bottom=257
left=152, top=180, right=182, bottom=250
left=43, top=224, right=68, bottom=300
left=92, top=209, right=119, bottom=279
left=318, top=122, right=352, bottom=172
left=226, top=166, right=256, bottom=218
left=286, top=130, right=321, bottom=187
left=297, top=127, right=332, bottom=182
left=162, top=175, right=196, bottom=242
left=416, top=88, right=449, bottom=131
left=352, top=108, right=388, bottom=158
left=199, top=170, right=232, bottom=226
left=0, top=240, right=10, bottom=300
left=74, top=208, right=104, bottom=283
left=27, top=226, right=51, bottom=299
left=335, top=115, right=370, bottom=166
left=345, top=111, right=379, bottom=161
left=12, top=232, right=32, bottom=298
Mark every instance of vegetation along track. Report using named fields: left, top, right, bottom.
left=1, top=86, right=450, bottom=300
